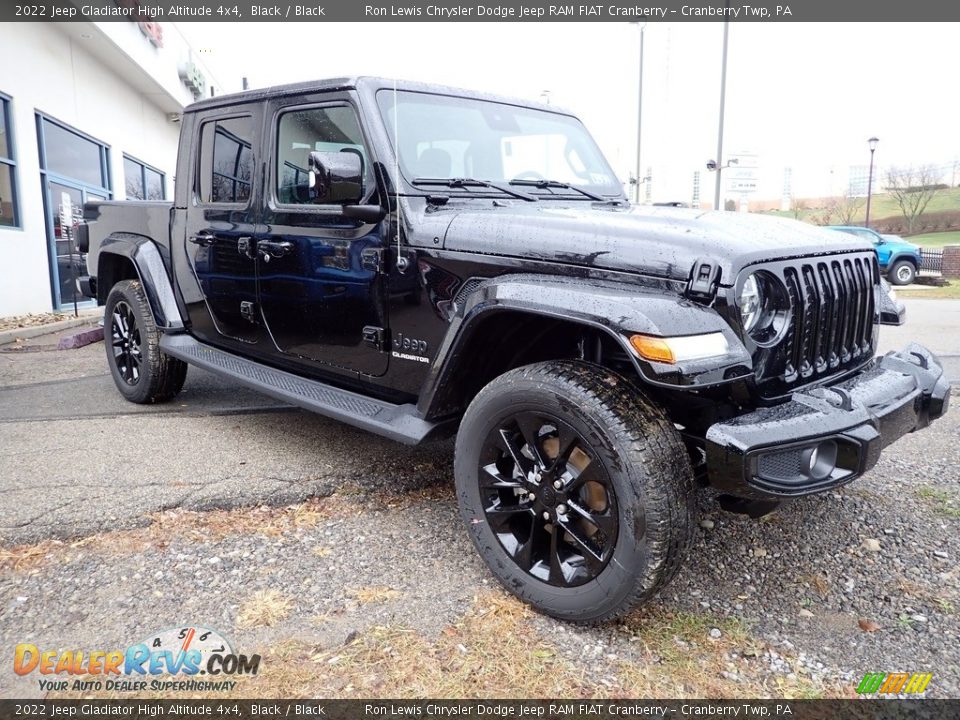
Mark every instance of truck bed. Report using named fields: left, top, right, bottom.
left=82, top=200, right=174, bottom=276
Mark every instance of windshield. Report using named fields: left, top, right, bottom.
left=376, top=90, right=623, bottom=197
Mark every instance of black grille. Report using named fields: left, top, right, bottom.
left=774, top=254, right=877, bottom=388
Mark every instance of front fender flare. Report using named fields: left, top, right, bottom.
left=418, top=274, right=753, bottom=418
left=99, top=233, right=184, bottom=330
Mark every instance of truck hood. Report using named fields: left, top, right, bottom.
left=441, top=203, right=872, bottom=285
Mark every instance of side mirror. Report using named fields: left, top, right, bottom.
left=308, top=150, right=363, bottom=205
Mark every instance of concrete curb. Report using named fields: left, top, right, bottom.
left=57, top=326, right=105, bottom=350
left=0, top=310, right=102, bottom=347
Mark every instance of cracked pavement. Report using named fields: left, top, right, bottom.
left=0, top=329, right=447, bottom=544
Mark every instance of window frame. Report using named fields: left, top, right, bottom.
left=0, top=91, right=22, bottom=230
left=122, top=153, right=166, bottom=201
left=268, top=100, right=376, bottom=214
left=195, top=113, right=256, bottom=208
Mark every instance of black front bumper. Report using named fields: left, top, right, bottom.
left=706, top=344, right=951, bottom=499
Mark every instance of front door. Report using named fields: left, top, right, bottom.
left=46, top=181, right=103, bottom=310
left=182, top=108, right=263, bottom=348
left=257, top=98, right=389, bottom=377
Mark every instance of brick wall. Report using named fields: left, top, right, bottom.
left=943, top=246, right=960, bottom=279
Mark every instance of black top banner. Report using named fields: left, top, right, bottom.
left=3, top=0, right=960, bottom=22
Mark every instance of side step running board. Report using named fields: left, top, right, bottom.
left=159, top=334, right=447, bottom=445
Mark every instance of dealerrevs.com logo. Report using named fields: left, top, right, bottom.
left=13, top=626, right=260, bottom=693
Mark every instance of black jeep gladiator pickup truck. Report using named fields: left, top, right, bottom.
left=79, top=77, right=950, bottom=623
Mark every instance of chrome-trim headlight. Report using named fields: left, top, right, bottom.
left=738, top=271, right=790, bottom=346
left=739, top=273, right=763, bottom=333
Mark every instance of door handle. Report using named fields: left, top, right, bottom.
left=258, top=240, right=294, bottom=262
left=189, top=232, right=217, bottom=247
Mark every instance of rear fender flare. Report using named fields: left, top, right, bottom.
left=98, top=233, right=184, bottom=330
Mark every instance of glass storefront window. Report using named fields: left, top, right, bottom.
left=0, top=164, right=16, bottom=228
left=124, top=156, right=144, bottom=199
left=41, top=119, right=106, bottom=189
left=0, top=97, right=10, bottom=158
left=123, top=154, right=166, bottom=201
left=0, top=95, right=18, bottom=228
left=37, top=113, right=111, bottom=309
left=145, top=168, right=164, bottom=200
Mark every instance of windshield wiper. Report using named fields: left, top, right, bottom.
left=412, top=177, right=537, bottom=202
left=509, top=178, right=606, bottom=201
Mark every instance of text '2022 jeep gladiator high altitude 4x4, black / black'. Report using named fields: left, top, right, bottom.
left=78, top=78, right=950, bottom=623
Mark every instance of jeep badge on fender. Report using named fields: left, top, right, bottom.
left=78, top=77, right=950, bottom=623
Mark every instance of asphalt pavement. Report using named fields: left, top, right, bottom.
left=0, top=298, right=957, bottom=544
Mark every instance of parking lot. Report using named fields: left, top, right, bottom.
left=1, top=298, right=958, bottom=698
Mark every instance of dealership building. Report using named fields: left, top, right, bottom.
left=0, top=21, right=230, bottom=318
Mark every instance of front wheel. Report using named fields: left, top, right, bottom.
left=104, top=280, right=187, bottom=404
left=889, top=260, right=916, bottom=286
left=454, top=360, right=696, bottom=624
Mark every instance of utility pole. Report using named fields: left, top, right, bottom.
left=634, top=22, right=646, bottom=204
left=714, top=11, right=730, bottom=211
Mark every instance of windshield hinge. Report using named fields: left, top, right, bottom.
left=685, top=258, right=721, bottom=302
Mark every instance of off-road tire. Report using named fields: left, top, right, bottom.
left=889, top=260, right=916, bottom=286
left=104, top=279, right=187, bottom=404
left=454, top=360, right=696, bottom=624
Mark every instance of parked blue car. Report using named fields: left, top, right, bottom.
left=828, top=225, right=922, bottom=286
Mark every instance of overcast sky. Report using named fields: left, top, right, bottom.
left=179, top=22, right=960, bottom=201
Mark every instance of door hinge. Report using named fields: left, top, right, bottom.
left=362, top=325, right=389, bottom=351
left=361, top=247, right=385, bottom=274
left=240, top=300, right=258, bottom=323
left=685, top=257, right=721, bottom=301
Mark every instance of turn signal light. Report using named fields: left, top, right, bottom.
left=629, top=335, right=675, bottom=364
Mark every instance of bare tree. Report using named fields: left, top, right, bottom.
left=828, top=192, right=866, bottom=225
left=790, top=198, right=807, bottom=221
left=884, top=164, right=944, bottom=233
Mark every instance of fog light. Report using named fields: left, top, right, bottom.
left=802, top=440, right=838, bottom=481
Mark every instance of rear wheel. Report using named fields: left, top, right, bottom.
left=454, top=360, right=696, bottom=623
left=889, top=260, right=916, bottom=286
left=104, top=280, right=187, bottom=404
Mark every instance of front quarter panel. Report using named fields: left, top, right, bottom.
left=418, top=274, right=754, bottom=418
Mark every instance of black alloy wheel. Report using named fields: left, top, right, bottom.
left=110, top=300, right=143, bottom=385
left=104, top=279, right=187, bottom=404
left=479, top=411, right=618, bottom=587
left=455, top=360, right=696, bottom=623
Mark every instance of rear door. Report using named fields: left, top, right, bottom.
left=257, top=94, right=389, bottom=377
left=182, top=106, right=264, bottom=349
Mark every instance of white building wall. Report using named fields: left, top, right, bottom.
left=0, top=22, right=222, bottom=318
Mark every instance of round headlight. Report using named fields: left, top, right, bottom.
left=739, top=273, right=763, bottom=333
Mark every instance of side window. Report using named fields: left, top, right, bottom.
left=198, top=116, right=254, bottom=204
left=275, top=106, right=370, bottom=205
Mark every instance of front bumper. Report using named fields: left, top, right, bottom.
left=706, top=343, right=950, bottom=499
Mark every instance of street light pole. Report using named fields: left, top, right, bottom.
left=865, top=136, right=879, bottom=228
left=634, top=22, right=646, bottom=204
left=714, top=12, right=730, bottom=210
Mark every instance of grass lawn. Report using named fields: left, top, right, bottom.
left=766, top=186, right=960, bottom=227
left=908, top=231, right=960, bottom=248
left=898, top=281, right=960, bottom=299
